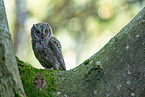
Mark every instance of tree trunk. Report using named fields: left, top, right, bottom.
left=13, top=0, right=28, bottom=54
left=0, top=0, right=26, bottom=97
left=16, top=8, right=145, bottom=97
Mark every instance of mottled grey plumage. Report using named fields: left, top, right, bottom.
left=31, top=23, right=66, bottom=70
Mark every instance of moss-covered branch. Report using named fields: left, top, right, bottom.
left=16, top=57, right=59, bottom=97
left=17, top=8, right=145, bottom=97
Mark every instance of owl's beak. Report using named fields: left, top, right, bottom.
left=41, top=35, right=45, bottom=38
left=41, top=33, right=46, bottom=38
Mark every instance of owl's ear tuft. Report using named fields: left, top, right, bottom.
left=46, top=23, right=49, bottom=27
left=33, top=24, right=37, bottom=28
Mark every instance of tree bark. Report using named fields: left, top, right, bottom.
left=17, top=8, right=145, bottom=97
left=54, top=8, right=145, bottom=97
left=0, top=0, right=26, bottom=97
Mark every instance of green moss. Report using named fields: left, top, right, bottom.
left=16, top=56, right=33, bottom=68
left=16, top=56, right=59, bottom=97
left=15, top=93, right=21, bottom=97
left=82, top=59, right=90, bottom=65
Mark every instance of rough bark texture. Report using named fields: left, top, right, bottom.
left=0, top=0, right=26, bottom=97
left=54, top=8, right=145, bottom=97
left=17, top=8, right=145, bottom=97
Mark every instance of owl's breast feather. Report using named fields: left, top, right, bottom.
left=33, top=41, right=44, bottom=53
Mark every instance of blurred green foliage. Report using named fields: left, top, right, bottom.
left=5, top=0, right=144, bottom=70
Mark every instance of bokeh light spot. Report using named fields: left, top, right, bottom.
left=68, top=18, right=81, bottom=31
left=98, top=6, right=113, bottom=19
left=85, top=17, right=99, bottom=35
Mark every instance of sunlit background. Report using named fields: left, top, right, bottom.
left=5, top=0, right=144, bottom=70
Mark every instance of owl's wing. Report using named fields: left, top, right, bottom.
left=50, top=36, right=62, bottom=51
left=48, top=37, right=66, bottom=70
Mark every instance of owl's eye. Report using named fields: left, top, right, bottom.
left=45, top=29, right=48, bottom=34
left=35, top=30, right=40, bottom=35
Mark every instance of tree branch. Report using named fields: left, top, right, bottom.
left=17, top=8, right=145, bottom=97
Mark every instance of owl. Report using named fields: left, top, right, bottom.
left=31, top=23, right=66, bottom=71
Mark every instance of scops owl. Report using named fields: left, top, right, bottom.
left=31, top=23, right=66, bottom=71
